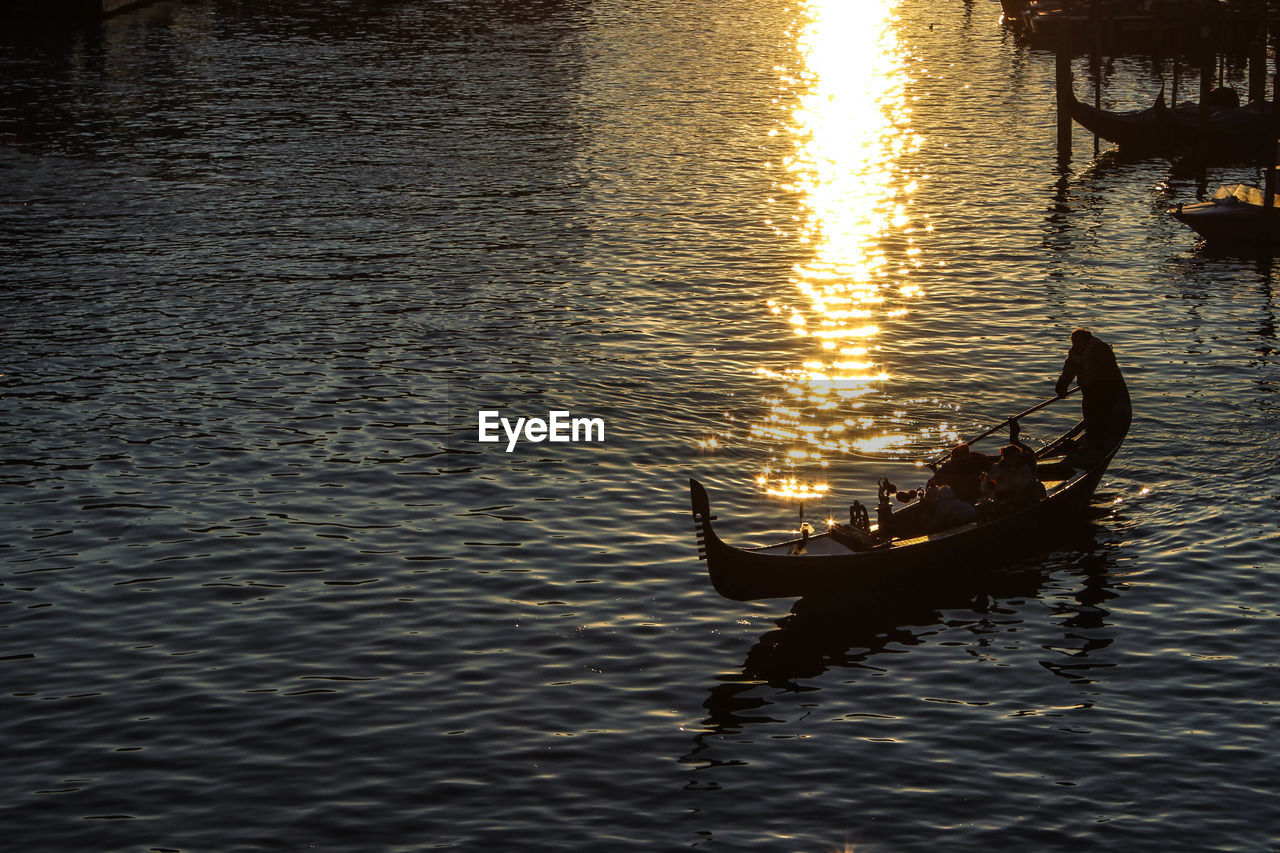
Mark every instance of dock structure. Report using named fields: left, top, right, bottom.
left=1008, top=0, right=1275, bottom=58
left=1, top=0, right=155, bottom=20
left=1026, top=3, right=1280, bottom=250
left=1041, top=0, right=1277, bottom=165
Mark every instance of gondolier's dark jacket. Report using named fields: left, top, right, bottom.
left=1055, top=336, right=1127, bottom=403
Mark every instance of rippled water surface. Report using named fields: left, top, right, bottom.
left=2, top=0, right=1278, bottom=850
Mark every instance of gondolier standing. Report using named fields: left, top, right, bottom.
left=1055, top=328, right=1131, bottom=456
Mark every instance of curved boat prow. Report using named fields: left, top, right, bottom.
left=689, top=478, right=721, bottom=569
left=690, top=478, right=711, bottom=521
left=1153, top=89, right=1171, bottom=117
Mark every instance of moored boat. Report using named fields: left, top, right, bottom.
left=1066, top=88, right=1173, bottom=155
left=690, top=392, right=1130, bottom=603
left=1171, top=182, right=1280, bottom=246
left=999, top=0, right=1029, bottom=21
left=1067, top=85, right=1269, bottom=159
left=1153, top=93, right=1276, bottom=160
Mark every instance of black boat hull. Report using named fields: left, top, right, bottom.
left=1067, top=88, right=1177, bottom=155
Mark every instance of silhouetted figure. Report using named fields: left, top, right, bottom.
left=981, top=443, right=1042, bottom=506
left=922, top=483, right=978, bottom=533
left=1055, top=328, right=1130, bottom=455
left=928, top=443, right=991, bottom=503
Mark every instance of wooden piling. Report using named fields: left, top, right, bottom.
left=1267, top=164, right=1276, bottom=245
left=1091, top=0, right=1102, bottom=109
left=1090, top=0, right=1102, bottom=153
left=1264, top=73, right=1279, bottom=247
left=1198, top=45, right=1213, bottom=163
left=1056, top=28, right=1073, bottom=162
left=1249, top=40, right=1267, bottom=106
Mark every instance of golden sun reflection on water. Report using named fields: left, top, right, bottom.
left=756, top=0, right=925, bottom=500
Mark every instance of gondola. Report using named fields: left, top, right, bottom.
left=1065, top=86, right=1183, bottom=155
left=690, top=391, right=1130, bottom=603
left=1153, top=92, right=1276, bottom=160
left=1065, top=86, right=1255, bottom=158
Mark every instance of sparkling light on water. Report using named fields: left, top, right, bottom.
left=754, top=0, right=925, bottom=499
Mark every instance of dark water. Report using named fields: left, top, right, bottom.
left=2, top=1, right=1278, bottom=850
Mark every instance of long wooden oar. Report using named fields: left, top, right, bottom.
left=924, top=386, right=1080, bottom=469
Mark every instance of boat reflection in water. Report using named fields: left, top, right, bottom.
left=684, top=546, right=1126, bottom=784
left=693, top=524, right=1124, bottom=737
left=746, top=0, right=939, bottom=505
left=735, top=567, right=1049, bottom=689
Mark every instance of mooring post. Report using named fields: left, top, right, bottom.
left=1260, top=43, right=1274, bottom=164
left=1266, top=162, right=1276, bottom=247
left=1264, top=73, right=1279, bottom=247
left=1089, top=0, right=1103, bottom=153
left=1198, top=53, right=1212, bottom=109
left=1091, top=0, right=1102, bottom=108
left=1056, top=27, right=1073, bottom=162
left=1197, top=39, right=1213, bottom=162
left=1249, top=40, right=1266, bottom=106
